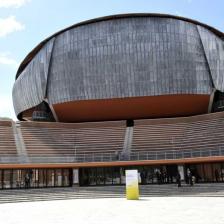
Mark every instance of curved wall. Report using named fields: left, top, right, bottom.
left=12, top=15, right=224, bottom=120
left=12, top=39, right=55, bottom=116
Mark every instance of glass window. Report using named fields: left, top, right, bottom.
left=120, top=167, right=126, bottom=185
left=47, top=169, right=55, bottom=187
left=38, top=169, right=47, bottom=187
left=31, top=169, right=39, bottom=188
left=105, top=167, right=112, bottom=185
left=96, top=168, right=105, bottom=185
left=212, top=163, right=222, bottom=182
left=203, top=164, right=213, bottom=182
left=3, top=170, right=12, bottom=189
left=62, top=169, right=70, bottom=187
left=0, top=170, right=2, bottom=189
left=89, top=168, right=96, bottom=186
left=195, top=164, right=204, bottom=182
left=146, top=167, right=154, bottom=184
left=12, top=170, right=20, bottom=188
left=55, top=169, right=63, bottom=187
left=221, top=163, right=224, bottom=182
left=112, top=167, right=121, bottom=185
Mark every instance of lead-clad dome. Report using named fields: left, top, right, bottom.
left=12, top=13, right=224, bottom=122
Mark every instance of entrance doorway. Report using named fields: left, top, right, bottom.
left=79, top=165, right=178, bottom=186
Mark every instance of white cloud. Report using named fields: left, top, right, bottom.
left=0, top=16, right=25, bottom=37
left=0, top=0, right=30, bottom=8
left=0, top=95, right=16, bottom=120
left=0, top=52, right=18, bottom=68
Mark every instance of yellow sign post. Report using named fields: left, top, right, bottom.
left=125, top=170, right=139, bottom=200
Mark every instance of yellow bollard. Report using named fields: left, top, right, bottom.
left=125, top=170, right=139, bottom=200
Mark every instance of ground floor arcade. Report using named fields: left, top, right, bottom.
left=0, top=161, right=224, bottom=189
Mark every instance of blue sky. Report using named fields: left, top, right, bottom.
left=0, top=0, right=224, bottom=120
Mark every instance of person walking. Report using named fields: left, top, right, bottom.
left=24, top=173, right=29, bottom=189
left=176, top=171, right=181, bottom=187
left=187, top=169, right=193, bottom=186
left=215, top=169, right=219, bottom=182
left=156, top=170, right=161, bottom=184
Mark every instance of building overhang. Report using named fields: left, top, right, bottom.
left=1, top=156, right=224, bottom=169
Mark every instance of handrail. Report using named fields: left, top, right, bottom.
left=0, top=147, right=224, bottom=164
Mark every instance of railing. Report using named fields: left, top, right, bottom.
left=32, top=111, right=52, bottom=121
left=1, top=147, right=224, bottom=164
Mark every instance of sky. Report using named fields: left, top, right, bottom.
left=0, top=0, right=224, bottom=120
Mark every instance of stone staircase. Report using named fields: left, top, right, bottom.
left=0, top=183, right=224, bottom=204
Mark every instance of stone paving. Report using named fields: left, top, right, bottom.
left=0, top=197, right=224, bottom=224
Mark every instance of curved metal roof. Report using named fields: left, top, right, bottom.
left=16, top=13, right=224, bottom=79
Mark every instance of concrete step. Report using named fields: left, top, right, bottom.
left=0, top=183, right=224, bottom=204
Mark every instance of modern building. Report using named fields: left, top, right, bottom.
left=1, top=13, right=224, bottom=189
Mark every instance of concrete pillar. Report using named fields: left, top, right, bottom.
left=178, top=165, right=185, bottom=181
left=73, top=169, right=79, bottom=185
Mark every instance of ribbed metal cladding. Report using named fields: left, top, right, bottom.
left=13, top=39, right=55, bottom=116
left=47, top=17, right=213, bottom=105
left=197, top=26, right=224, bottom=91
left=13, top=15, right=224, bottom=117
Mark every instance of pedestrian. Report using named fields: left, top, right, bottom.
left=187, top=169, right=191, bottom=184
left=176, top=171, right=181, bottom=187
left=215, top=169, right=219, bottom=182
left=187, top=169, right=193, bottom=186
left=156, top=170, right=161, bottom=184
left=192, top=175, right=196, bottom=185
left=25, top=173, right=30, bottom=189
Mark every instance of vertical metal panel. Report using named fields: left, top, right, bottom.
left=12, top=39, right=55, bottom=116
left=12, top=17, right=222, bottom=116
left=47, top=17, right=212, bottom=105
left=197, top=26, right=224, bottom=91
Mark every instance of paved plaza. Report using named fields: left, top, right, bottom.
left=0, top=197, right=224, bottom=224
